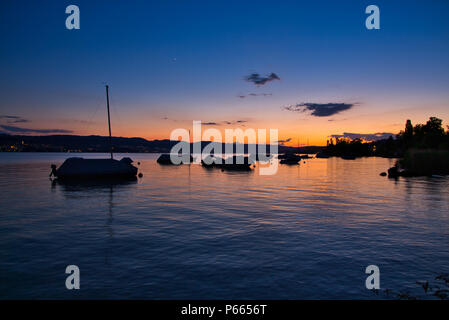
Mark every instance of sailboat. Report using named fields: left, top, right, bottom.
left=50, top=85, right=138, bottom=180
left=279, top=137, right=301, bottom=165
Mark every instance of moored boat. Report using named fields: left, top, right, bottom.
left=50, top=85, right=138, bottom=180
left=279, top=154, right=301, bottom=164
left=157, top=153, right=193, bottom=165
left=51, top=157, right=137, bottom=179
left=220, top=156, right=254, bottom=170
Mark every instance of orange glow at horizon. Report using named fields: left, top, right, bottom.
left=21, top=104, right=449, bottom=147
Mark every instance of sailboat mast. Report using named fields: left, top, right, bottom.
left=105, top=85, right=113, bottom=159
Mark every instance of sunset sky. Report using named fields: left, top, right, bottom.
left=1, top=0, right=449, bottom=146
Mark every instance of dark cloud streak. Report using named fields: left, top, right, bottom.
left=0, top=125, right=73, bottom=134
left=238, top=93, right=272, bottom=99
left=202, top=120, right=248, bottom=126
left=276, top=138, right=292, bottom=145
left=0, top=115, right=29, bottom=124
left=283, top=102, right=355, bottom=117
left=245, top=72, right=280, bottom=86
left=330, top=132, right=395, bottom=142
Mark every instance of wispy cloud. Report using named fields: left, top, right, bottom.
left=245, top=72, right=280, bottom=86
left=328, top=118, right=347, bottom=122
left=238, top=93, right=272, bottom=99
left=0, top=125, right=73, bottom=134
left=0, top=115, right=20, bottom=120
left=0, top=115, right=29, bottom=124
left=276, top=138, right=292, bottom=145
left=330, top=132, right=395, bottom=142
left=203, top=120, right=248, bottom=126
left=283, top=102, right=356, bottom=117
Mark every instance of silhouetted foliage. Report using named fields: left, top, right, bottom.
left=390, top=117, right=449, bottom=176
left=322, top=116, right=449, bottom=165
left=397, top=116, right=448, bottom=150
left=324, top=137, right=375, bottom=157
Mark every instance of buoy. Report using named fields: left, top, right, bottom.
left=138, top=173, right=143, bottom=178
left=380, top=172, right=387, bottom=176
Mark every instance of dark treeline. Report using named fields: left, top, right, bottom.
left=394, top=117, right=449, bottom=176
left=322, top=116, right=449, bottom=176
left=0, top=134, right=323, bottom=154
left=323, top=116, right=449, bottom=158
left=398, top=117, right=449, bottom=150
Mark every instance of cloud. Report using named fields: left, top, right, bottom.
left=330, top=132, right=395, bottom=142
left=0, top=125, right=73, bottom=134
left=202, top=120, right=248, bottom=126
left=277, top=138, right=292, bottom=143
left=328, top=118, right=347, bottom=122
left=283, top=102, right=355, bottom=117
left=245, top=72, right=280, bottom=86
left=276, top=138, right=292, bottom=145
left=11, top=119, right=30, bottom=123
left=249, top=93, right=272, bottom=97
left=0, top=115, right=20, bottom=120
left=238, top=93, right=272, bottom=99
left=0, top=115, right=29, bottom=124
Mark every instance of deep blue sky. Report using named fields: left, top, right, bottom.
left=1, top=0, right=448, bottom=144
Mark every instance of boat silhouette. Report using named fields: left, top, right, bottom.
left=279, top=153, right=301, bottom=165
left=50, top=85, right=138, bottom=180
left=157, top=153, right=194, bottom=165
left=201, top=155, right=254, bottom=170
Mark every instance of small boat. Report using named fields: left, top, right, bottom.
left=279, top=154, right=301, bottom=165
left=279, top=139, right=304, bottom=162
left=220, top=156, right=254, bottom=170
left=50, top=85, right=138, bottom=180
left=51, top=157, right=137, bottom=179
left=157, top=153, right=193, bottom=165
left=249, top=153, right=272, bottom=161
left=201, top=155, right=223, bottom=168
left=157, top=154, right=173, bottom=164
left=201, top=155, right=253, bottom=170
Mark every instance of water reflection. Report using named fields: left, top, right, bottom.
left=1, top=153, right=449, bottom=299
left=51, top=177, right=137, bottom=192
left=50, top=177, right=138, bottom=265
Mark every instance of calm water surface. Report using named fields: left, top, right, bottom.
left=1, top=153, right=448, bottom=299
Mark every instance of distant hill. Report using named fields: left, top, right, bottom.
left=0, top=134, right=324, bottom=154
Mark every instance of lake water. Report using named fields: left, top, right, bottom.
left=1, top=153, right=448, bottom=299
